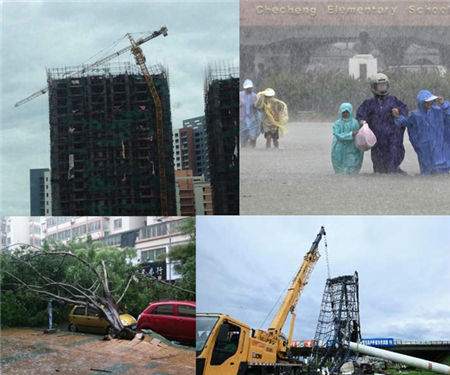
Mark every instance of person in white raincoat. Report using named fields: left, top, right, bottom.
left=239, top=79, right=260, bottom=148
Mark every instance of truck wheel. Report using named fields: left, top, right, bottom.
left=68, top=324, right=77, bottom=332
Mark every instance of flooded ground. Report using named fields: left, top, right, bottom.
left=240, top=122, right=450, bottom=214
left=0, top=328, right=195, bottom=375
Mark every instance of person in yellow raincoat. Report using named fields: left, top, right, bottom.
left=254, top=88, right=288, bottom=149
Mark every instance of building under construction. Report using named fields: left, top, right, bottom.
left=48, top=62, right=176, bottom=215
left=204, top=64, right=239, bottom=215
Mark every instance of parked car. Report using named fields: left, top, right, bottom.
left=68, top=305, right=137, bottom=334
left=137, top=301, right=195, bottom=343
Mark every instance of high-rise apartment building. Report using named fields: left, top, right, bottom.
left=173, top=116, right=209, bottom=180
left=47, top=63, right=176, bottom=216
left=204, top=68, right=239, bottom=214
left=175, top=170, right=213, bottom=216
left=30, top=169, right=52, bottom=216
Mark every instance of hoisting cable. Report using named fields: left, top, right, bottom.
left=324, top=232, right=331, bottom=280
left=259, top=268, right=297, bottom=330
left=83, top=35, right=127, bottom=65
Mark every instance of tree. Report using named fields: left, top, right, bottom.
left=1, top=242, right=138, bottom=339
left=166, top=217, right=196, bottom=299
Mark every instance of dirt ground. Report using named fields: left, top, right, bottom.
left=0, top=328, right=195, bottom=375
left=240, top=122, right=450, bottom=214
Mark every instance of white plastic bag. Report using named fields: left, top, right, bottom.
left=355, top=123, right=377, bottom=151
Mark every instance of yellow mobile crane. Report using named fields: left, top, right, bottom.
left=196, top=226, right=326, bottom=375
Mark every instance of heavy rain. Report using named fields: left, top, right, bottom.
left=239, top=0, right=450, bottom=214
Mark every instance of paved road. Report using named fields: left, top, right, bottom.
left=0, top=328, right=194, bottom=375
left=240, top=122, right=450, bottom=214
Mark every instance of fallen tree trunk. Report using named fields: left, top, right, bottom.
left=2, top=243, right=137, bottom=339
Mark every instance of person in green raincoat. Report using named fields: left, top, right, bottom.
left=331, top=103, right=364, bottom=174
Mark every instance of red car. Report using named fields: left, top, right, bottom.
left=137, top=301, right=195, bottom=343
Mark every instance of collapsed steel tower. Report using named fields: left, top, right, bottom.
left=312, top=272, right=361, bottom=373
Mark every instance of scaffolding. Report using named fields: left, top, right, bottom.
left=204, top=62, right=239, bottom=215
left=312, top=272, right=361, bottom=373
left=48, top=63, right=176, bottom=215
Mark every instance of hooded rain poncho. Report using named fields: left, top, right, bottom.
left=394, top=89, right=450, bottom=174
left=240, top=89, right=261, bottom=143
left=332, top=103, right=364, bottom=174
left=356, top=94, right=408, bottom=173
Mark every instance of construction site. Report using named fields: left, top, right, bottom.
left=196, top=224, right=450, bottom=375
left=15, top=26, right=240, bottom=216
left=14, top=28, right=179, bottom=216
left=204, top=64, right=239, bottom=215
left=47, top=62, right=176, bottom=215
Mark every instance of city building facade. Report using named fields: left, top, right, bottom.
left=2, top=216, right=191, bottom=284
left=0, top=216, right=44, bottom=249
left=173, top=116, right=210, bottom=180
left=175, top=170, right=213, bottom=216
left=135, top=217, right=190, bottom=281
left=30, top=169, right=52, bottom=216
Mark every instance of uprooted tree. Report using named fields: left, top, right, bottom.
left=1, top=240, right=138, bottom=339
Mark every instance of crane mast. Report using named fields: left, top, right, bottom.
left=14, top=27, right=168, bottom=107
left=126, top=33, right=168, bottom=216
left=266, top=226, right=326, bottom=346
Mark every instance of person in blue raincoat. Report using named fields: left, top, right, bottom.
left=239, top=79, right=260, bottom=148
left=392, top=90, right=449, bottom=174
left=356, top=73, right=409, bottom=174
left=331, top=103, right=364, bottom=174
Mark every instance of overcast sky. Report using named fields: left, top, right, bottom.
left=0, top=0, right=238, bottom=215
left=197, top=216, right=450, bottom=341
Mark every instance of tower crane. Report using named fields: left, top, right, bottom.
left=14, top=27, right=168, bottom=107
left=126, top=33, right=168, bottom=215
left=15, top=27, right=170, bottom=215
left=196, top=226, right=326, bottom=375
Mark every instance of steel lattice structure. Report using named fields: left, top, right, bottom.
left=312, top=272, right=361, bottom=373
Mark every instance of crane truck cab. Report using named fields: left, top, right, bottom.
left=197, top=227, right=326, bottom=375
left=196, top=313, right=295, bottom=375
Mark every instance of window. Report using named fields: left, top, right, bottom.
left=87, top=307, right=99, bottom=317
left=104, top=234, right=121, bottom=246
left=88, top=220, right=101, bottom=233
left=141, top=247, right=165, bottom=262
left=114, top=218, right=122, bottom=229
left=139, top=223, right=169, bottom=239
left=73, top=306, right=85, bottom=316
left=178, top=305, right=195, bottom=318
left=47, top=218, right=56, bottom=228
left=151, top=304, right=174, bottom=316
left=211, top=322, right=241, bottom=365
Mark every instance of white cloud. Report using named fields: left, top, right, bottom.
left=197, top=216, right=450, bottom=340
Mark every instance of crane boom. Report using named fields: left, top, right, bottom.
left=14, top=26, right=168, bottom=107
left=267, top=226, right=326, bottom=343
left=127, top=33, right=168, bottom=216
